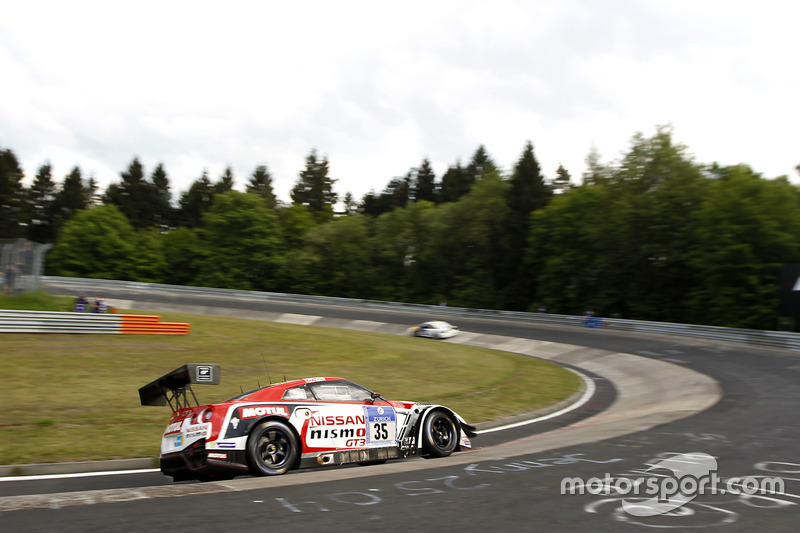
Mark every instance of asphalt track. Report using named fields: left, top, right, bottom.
left=2, top=289, right=800, bottom=531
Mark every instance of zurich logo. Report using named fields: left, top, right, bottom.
left=377, top=407, right=384, bottom=415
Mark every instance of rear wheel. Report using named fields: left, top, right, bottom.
left=421, top=410, right=458, bottom=458
left=247, top=420, right=298, bottom=476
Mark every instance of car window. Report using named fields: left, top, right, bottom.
left=308, top=381, right=374, bottom=402
left=281, top=385, right=310, bottom=400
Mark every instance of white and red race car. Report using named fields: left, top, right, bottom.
left=140, top=364, right=476, bottom=481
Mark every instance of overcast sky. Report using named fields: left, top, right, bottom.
left=2, top=0, right=798, bottom=204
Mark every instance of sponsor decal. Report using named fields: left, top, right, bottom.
left=304, top=377, right=326, bottom=383
left=311, top=414, right=366, bottom=426
left=307, top=407, right=367, bottom=447
left=217, top=442, right=236, bottom=449
left=175, top=435, right=183, bottom=448
left=230, top=417, right=240, bottom=430
left=365, top=405, right=397, bottom=446
left=241, top=406, right=290, bottom=419
left=207, top=452, right=228, bottom=460
left=164, top=421, right=183, bottom=435
left=196, top=365, right=214, bottom=382
left=305, top=406, right=397, bottom=449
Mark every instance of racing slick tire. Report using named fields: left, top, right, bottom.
left=247, top=420, right=299, bottom=476
left=421, top=410, right=458, bottom=458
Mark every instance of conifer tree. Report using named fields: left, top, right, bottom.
left=177, top=171, right=214, bottom=228
left=0, top=148, right=24, bottom=237
left=216, top=166, right=235, bottom=194
left=290, top=149, right=337, bottom=220
left=414, top=158, right=437, bottom=203
left=151, top=163, right=175, bottom=228
left=246, top=164, right=277, bottom=209
left=27, top=163, right=58, bottom=242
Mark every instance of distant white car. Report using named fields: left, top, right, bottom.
left=409, top=321, right=459, bottom=340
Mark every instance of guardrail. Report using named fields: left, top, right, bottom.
left=40, top=276, right=800, bottom=352
left=0, top=309, right=190, bottom=335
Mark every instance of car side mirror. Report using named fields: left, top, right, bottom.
left=370, top=392, right=381, bottom=403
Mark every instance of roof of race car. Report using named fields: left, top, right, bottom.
left=227, top=376, right=347, bottom=401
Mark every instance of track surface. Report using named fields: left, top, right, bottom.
left=2, top=291, right=800, bottom=531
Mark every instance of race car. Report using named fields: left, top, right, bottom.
left=139, top=363, right=476, bottom=481
left=409, top=320, right=460, bottom=339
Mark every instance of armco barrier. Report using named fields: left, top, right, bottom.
left=40, top=276, right=800, bottom=352
left=0, top=309, right=190, bottom=335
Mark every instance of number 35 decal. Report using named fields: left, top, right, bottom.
left=364, top=405, right=396, bottom=445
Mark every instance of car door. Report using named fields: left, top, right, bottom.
left=300, top=380, right=398, bottom=451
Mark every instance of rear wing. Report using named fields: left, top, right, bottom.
left=139, top=363, right=220, bottom=410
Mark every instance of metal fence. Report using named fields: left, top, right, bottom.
left=1, top=239, right=52, bottom=293
left=39, top=276, right=800, bottom=353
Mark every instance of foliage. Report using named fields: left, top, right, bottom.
left=0, top=148, right=24, bottom=238
left=4, top=125, right=800, bottom=329
left=290, top=149, right=337, bottom=222
left=45, top=204, right=135, bottom=279
left=686, top=167, right=800, bottom=328
left=246, top=164, right=277, bottom=209
left=192, top=191, right=283, bottom=290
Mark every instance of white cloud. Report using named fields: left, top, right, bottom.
left=1, top=0, right=798, bottom=205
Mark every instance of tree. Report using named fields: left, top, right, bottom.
left=290, top=149, right=337, bottom=221
left=341, top=191, right=357, bottom=215
left=52, top=166, right=90, bottom=234
left=0, top=148, right=24, bottom=237
left=369, top=200, right=437, bottom=301
left=687, top=166, right=800, bottom=329
left=277, top=203, right=317, bottom=251
left=551, top=164, right=572, bottom=195
left=502, top=141, right=551, bottom=309
left=421, top=173, right=510, bottom=308
left=528, top=126, right=708, bottom=320
left=215, top=166, right=235, bottom=194
left=128, top=228, right=166, bottom=282
left=466, top=145, right=497, bottom=182
left=413, top=158, right=437, bottom=203
left=177, top=171, right=215, bottom=228
left=582, top=144, right=611, bottom=186
left=246, top=165, right=277, bottom=209
left=26, top=163, right=58, bottom=243
left=162, top=227, right=200, bottom=285
left=528, top=185, right=614, bottom=314
left=277, top=216, right=371, bottom=297
left=46, top=204, right=135, bottom=279
left=104, top=158, right=158, bottom=229
left=360, top=175, right=412, bottom=216
left=438, top=161, right=469, bottom=204
left=150, top=163, right=175, bottom=228
left=193, top=191, right=283, bottom=290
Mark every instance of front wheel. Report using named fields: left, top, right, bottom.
left=247, top=420, right=298, bottom=476
left=421, top=410, right=458, bottom=458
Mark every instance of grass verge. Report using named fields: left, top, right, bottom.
left=0, top=306, right=581, bottom=465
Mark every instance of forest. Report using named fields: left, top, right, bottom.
left=1, top=125, right=799, bottom=330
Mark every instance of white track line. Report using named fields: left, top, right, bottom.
left=475, top=368, right=596, bottom=434
left=0, top=469, right=159, bottom=482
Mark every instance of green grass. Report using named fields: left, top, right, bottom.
left=0, top=291, right=75, bottom=311
left=0, top=303, right=581, bottom=465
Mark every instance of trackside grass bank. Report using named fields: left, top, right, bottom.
left=0, top=309, right=580, bottom=465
